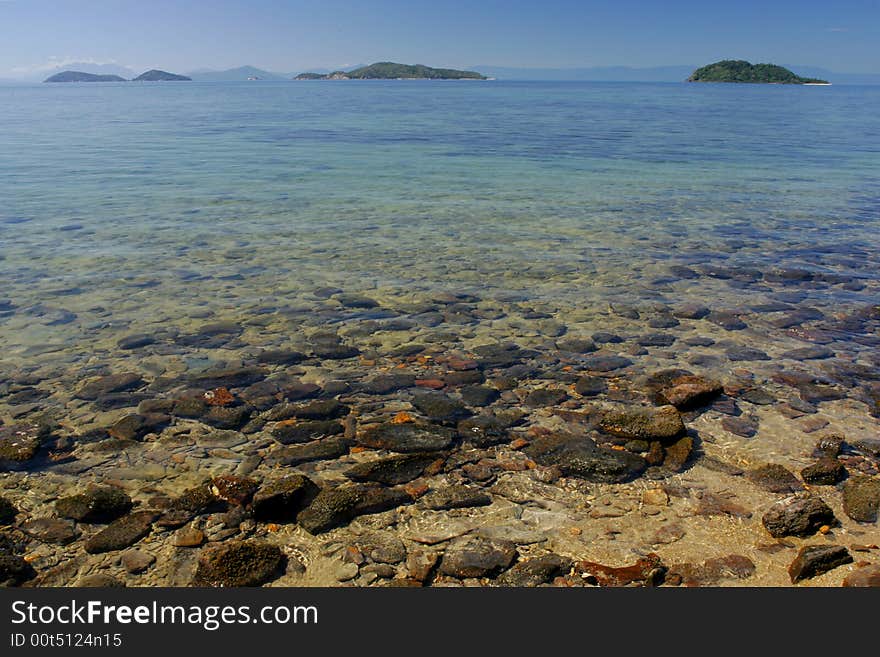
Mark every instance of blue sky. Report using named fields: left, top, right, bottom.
left=1, top=0, right=878, bottom=76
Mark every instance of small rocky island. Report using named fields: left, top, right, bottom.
left=44, top=69, right=191, bottom=83
left=295, top=62, right=487, bottom=80
left=44, top=71, right=127, bottom=83
left=132, top=70, right=192, bottom=82
left=688, top=60, right=828, bottom=84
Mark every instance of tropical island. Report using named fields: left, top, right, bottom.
left=688, top=60, right=829, bottom=84
left=44, top=69, right=191, bottom=83
left=44, top=71, right=127, bottom=83
left=294, top=62, right=487, bottom=80
left=132, top=69, right=192, bottom=81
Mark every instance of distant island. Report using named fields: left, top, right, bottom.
left=294, top=62, right=487, bottom=80
left=132, top=69, right=192, bottom=81
left=688, top=60, right=829, bottom=84
left=44, top=69, right=191, bottom=83
left=44, top=71, right=127, bottom=83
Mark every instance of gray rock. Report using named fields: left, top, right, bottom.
left=298, top=484, right=411, bottom=534
left=788, top=545, right=853, bottom=583
left=271, top=419, right=343, bottom=445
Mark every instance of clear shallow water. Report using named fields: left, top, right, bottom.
left=0, top=80, right=878, bottom=369
left=2, top=80, right=880, bottom=589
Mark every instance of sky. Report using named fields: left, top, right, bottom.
left=1, top=0, right=878, bottom=77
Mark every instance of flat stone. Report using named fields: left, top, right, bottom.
left=271, top=419, right=343, bottom=445
left=20, top=518, right=79, bottom=545
left=581, top=355, right=633, bottom=372
left=496, top=554, right=572, bottom=587
left=121, top=549, right=156, bottom=574
left=524, top=433, right=646, bottom=484
left=843, top=566, right=880, bottom=587
left=411, top=392, right=471, bottom=424
left=273, top=436, right=352, bottom=466
left=76, top=373, right=144, bottom=400
left=84, top=510, right=157, bottom=554
left=788, top=545, right=852, bottom=583
left=55, top=485, right=132, bottom=523
left=762, top=493, right=836, bottom=538
left=420, top=485, right=492, bottom=511
left=297, top=484, right=411, bottom=534
left=747, top=464, right=804, bottom=493
left=524, top=388, right=568, bottom=408
left=726, top=346, right=770, bottom=361
left=669, top=554, right=756, bottom=586
left=456, top=415, right=510, bottom=447
left=842, top=476, right=880, bottom=523
left=191, top=540, right=284, bottom=587
left=345, top=453, right=443, bottom=485
left=722, top=416, right=758, bottom=438
left=357, top=422, right=456, bottom=453
left=438, top=536, right=517, bottom=579
left=459, top=385, right=500, bottom=407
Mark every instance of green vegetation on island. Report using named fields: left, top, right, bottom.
left=688, top=60, right=828, bottom=84
left=294, top=62, right=487, bottom=80
left=44, top=71, right=127, bottom=83
left=132, top=70, right=192, bottom=81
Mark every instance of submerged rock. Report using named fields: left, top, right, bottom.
left=251, top=475, right=320, bottom=523
left=598, top=405, right=686, bottom=443
left=191, top=540, right=284, bottom=587
left=55, top=485, right=133, bottom=523
left=524, top=433, right=646, bottom=483
left=762, top=493, right=836, bottom=538
left=800, top=458, right=846, bottom=486
left=438, top=536, right=517, bottom=579
left=746, top=464, right=804, bottom=494
left=271, top=419, right=343, bottom=444
left=842, top=476, right=880, bottom=523
left=411, top=392, right=471, bottom=424
left=788, top=545, right=852, bottom=583
left=496, top=554, right=572, bottom=587
left=297, top=484, right=411, bottom=534
left=419, top=485, right=492, bottom=510
left=0, top=497, right=17, bottom=525
left=575, top=553, right=666, bottom=587
left=76, top=373, right=144, bottom=400
left=0, top=555, right=36, bottom=586
left=273, top=436, right=352, bottom=466
left=0, top=422, right=48, bottom=470
left=357, top=422, right=456, bottom=453
left=84, top=510, right=157, bottom=553
left=345, top=452, right=443, bottom=485
left=657, top=375, right=723, bottom=410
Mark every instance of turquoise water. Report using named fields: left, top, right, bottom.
left=0, top=80, right=878, bottom=370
